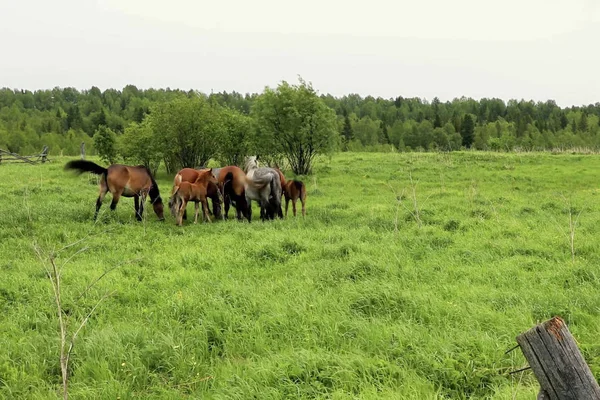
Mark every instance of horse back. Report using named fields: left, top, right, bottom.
left=175, top=168, right=199, bottom=185
left=218, top=166, right=246, bottom=196
left=106, top=165, right=154, bottom=197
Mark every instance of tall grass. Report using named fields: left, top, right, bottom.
left=0, top=152, right=598, bottom=399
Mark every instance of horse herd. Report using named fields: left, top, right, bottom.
left=64, top=156, right=307, bottom=225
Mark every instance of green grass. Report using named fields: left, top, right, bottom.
left=1, top=152, right=599, bottom=399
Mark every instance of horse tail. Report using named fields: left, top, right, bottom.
left=297, top=181, right=307, bottom=202
left=65, top=160, right=109, bottom=190
left=270, top=173, right=282, bottom=203
left=293, top=180, right=304, bottom=195
left=174, top=173, right=183, bottom=186
left=64, top=160, right=107, bottom=176
left=269, top=172, right=283, bottom=218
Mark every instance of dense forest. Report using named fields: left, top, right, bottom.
left=1, top=85, right=600, bottom=158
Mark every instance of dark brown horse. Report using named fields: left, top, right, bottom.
left=283, top=180, right=307, bottom=217
left=217, top=165, right=250, bottom=221
left=170, top=169, right=217, bottom=226
left=170, top=168, right=222, bottom=219
left=64, top=160, right=165, bottom=221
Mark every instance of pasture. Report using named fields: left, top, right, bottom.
left=0, top=152, right=599, bottom=399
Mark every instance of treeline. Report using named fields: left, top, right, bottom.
left=1, top=84, right=600, bottom=158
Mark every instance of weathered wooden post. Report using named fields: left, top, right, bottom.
left=40, top=146, right=48, bottom=163
left=516, top=316, right=600, bottom=400
left=80, top=142, right=85, bottom=160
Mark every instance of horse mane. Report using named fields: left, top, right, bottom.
left=244, top=156, right=258, bottom=173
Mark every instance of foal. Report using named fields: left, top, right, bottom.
left=283, top=180, right=307, bottom=217
left=170, top=167, right=222, bottom=219
left=171, top=169, right=217, bottom=226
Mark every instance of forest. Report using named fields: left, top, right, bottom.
left=1, top=84, right=600, bottom=162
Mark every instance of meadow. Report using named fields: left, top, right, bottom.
left=0, top=151, right=599, bottom=399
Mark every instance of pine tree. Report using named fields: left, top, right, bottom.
left=342, top=110, right=353, bottom=150
left=460, top=114, right=475, bottom=148
left=578, top=113, right=588, bottom=133
left=434, top=113, right=442, bottom=128
left=379, top=121, right=389, bottom=144
left=97, top=108, right=107, bottom=127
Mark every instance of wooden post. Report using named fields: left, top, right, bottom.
left=40, top=146, right=48, bottom=163
left=80, top=142, right=85, bottom=160
left=516, top=316, right=600, bottom=400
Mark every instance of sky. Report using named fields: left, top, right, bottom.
left=1, top=0, right=599, bottom=107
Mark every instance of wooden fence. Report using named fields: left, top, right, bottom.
left=0, top=146, right=49, bottom=165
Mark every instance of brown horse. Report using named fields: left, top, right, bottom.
left=64, top=160, right=165, bottom=221
left=283, top=180, right=307, bottom=217
left=170, top=169, right=217, bottom=226
left=217, top=165, right=250, bottom=221
left=170, top=167, right=222, bottom=219
left=274, top=168, right=287, bottom=194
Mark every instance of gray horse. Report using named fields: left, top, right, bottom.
left=243, top=156, right=283, bottom=221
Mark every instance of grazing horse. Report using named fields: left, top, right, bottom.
left=169, top=167, right=222, bottom=219
left=283, top=180, right=307, bottom=217
left=64, top=160, right=165, bottom=221
left=274, top=168, right=287, bottom=195
left=244, top=156, right=283, bottom=221
left=170, top=169, right=217, bottom=226
left=216, top=165, right=250, bottom=221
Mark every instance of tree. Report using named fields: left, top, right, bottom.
left=148, top=96, right=223, bottom=172
left=252, top=78, right=337, bottom=175
left=93, top=125, right=118, bottom=164
left=578, top=113, right=588, bottom=133
left=460, top=114, right=475, bottom=148
left=342, top=110, right=353, bottom=150
left=353, top=116, right=381, bottom=146
left=118, top=120, right=162, bottom=175
left=217, top=108, right=255, bottom=166
left=379, top=121, right=389, bottom=144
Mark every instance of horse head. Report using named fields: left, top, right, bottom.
left=152, top=195, right=165, bottom=220
left=244, top=156, right=259, bottom=173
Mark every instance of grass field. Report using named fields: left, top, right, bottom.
left=1, top=152, right=599, bottom=399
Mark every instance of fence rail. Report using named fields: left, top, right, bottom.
left=0, top=146, right=49, bottom=165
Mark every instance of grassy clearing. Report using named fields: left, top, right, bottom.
left=0, top=152, right=599, bottom=399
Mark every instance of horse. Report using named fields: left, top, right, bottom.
left=243, top=156, right=283, bottom=221
left=274, top=167, right=287, bottom=195
left=283, top=180, right=307, bottom=217
left=216, top=165, right=250, bottom=221
left=170, top=169, right=217, bottom=226
left=169, top=167, right=222, bottom=219
left=64, top=160, right=165, bottom=221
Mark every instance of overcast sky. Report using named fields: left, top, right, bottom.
left=1, top=0, right=599, bottom=106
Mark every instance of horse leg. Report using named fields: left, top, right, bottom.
left=202, top=198, right=211, bottom=223
left=224, top=196, right=231, bottom=220
left=109, top=191, right=121, bottom=220
left=177, top=199, right=187, bottom=226
left=134, top=195, right=141, bottom=221
left=211, top=195, right=221, bottom=219
left=194, top=201, right=200, bottom=224
left=138, top=193, right=148, bottom=221
left=285, top=197, right=290, bottom=217
left=94, top=185, right=108, bottom=221
left=292, top=198, right=297, bottom=217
